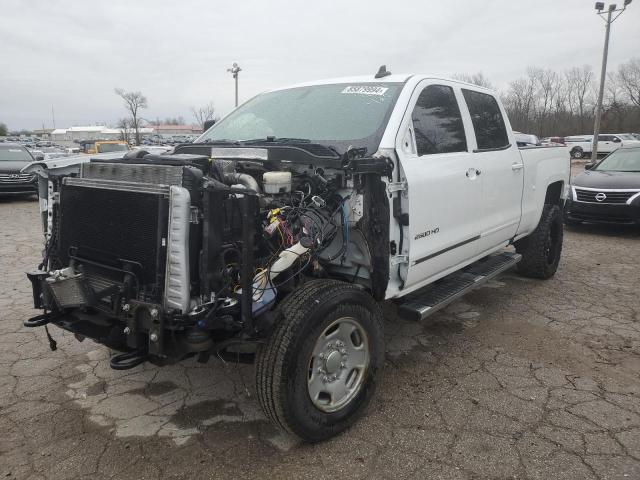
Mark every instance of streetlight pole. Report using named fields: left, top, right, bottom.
left=590, top=0, right=632, bottom=164
left=227, top=62, right=242, bottom=108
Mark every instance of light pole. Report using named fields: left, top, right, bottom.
left=227, top=62, right=242, bottom=108
left=590, top=0, right=632, bottom=163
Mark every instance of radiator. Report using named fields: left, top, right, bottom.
left=58, top=179, right=170, bottom=288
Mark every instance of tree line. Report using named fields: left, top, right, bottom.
left=458, top=58, right=640, bottom=138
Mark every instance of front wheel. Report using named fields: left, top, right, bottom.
left=515, top=204, right=563, bottom=279
left=255, top=279, right=384, bottom=442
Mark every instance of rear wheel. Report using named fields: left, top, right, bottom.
left=515, top=204, right=563, bottom=279
left=571, top=147, right=584, bottom=159
left=255, top=279, right=384, bottom=442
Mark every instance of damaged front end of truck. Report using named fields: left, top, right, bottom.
left=23, top=143, right=392, bottom=369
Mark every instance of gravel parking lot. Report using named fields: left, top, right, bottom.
left=2, top=165, right=640, bottom=479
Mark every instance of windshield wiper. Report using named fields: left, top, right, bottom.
left=199, top=138, right=241, bottom=145
left=242, top=137, right=312, bottom=144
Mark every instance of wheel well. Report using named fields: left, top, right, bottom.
left=545, top=181, right=564, bottom=205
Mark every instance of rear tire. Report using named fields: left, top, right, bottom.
left=255, top=279, right=384, bottom=442
left=571, top=147, right=584, bottom=159
left=515, top=204, right=563, bottom=279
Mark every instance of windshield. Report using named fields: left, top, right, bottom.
left=594, top=148, right=640, bottom=172
left=0, top=145, right=32, bottom=161
left=97, top=143, right=128, bottom=153
left=198, top=82, right=402, bottom=154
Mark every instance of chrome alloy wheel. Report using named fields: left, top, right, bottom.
left=307, top=317, right=370, bottom=413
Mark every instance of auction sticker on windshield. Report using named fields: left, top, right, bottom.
left=341, top=86, right=389, bottom=96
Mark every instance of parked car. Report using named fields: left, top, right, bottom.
left=0, top=143, right=41, bottom=197
left=565, top=134, right=640, bottom=159
left=24, top=71, right=569, bottom=442
left=565, top=145, right=640, bottom=225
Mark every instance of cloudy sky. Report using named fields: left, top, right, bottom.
left=1, top=0, right=638, bottom=130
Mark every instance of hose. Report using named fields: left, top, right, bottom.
left=223, top=173, right=261, bottom=193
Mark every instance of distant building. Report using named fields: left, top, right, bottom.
left=50, top=125, right=154, bottom=142
left=50, top=126, right=106, bottom=142
left=32, top=128, right=54, bottom=139
left=101, top=127, right=155, bottom=139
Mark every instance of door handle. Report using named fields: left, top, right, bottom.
left=511, top=163, right=524, bottom=171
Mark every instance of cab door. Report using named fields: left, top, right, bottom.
left=460, top=88, right=523, bottom=252
left=395, top=81, right=482, bottom=291
left=598, top=135, right=615, bottom=153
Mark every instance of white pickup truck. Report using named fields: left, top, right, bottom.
left=565, top=133, right=640, bottom=158
left=24, top=68, right=570, bottom=442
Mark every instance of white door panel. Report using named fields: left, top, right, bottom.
left=475, top=146, right=524, bottom=251
left=599, top=140, right=613, bottom=153
left=400, top=153, right=482, bottom=287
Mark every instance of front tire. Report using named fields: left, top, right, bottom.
left=255, top=279, right=384, bottom=442
left=515, top=204, right=563, bottom=279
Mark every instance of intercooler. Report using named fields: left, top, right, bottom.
left=52, top=160, right=198, bottom=313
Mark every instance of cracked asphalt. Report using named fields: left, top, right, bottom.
left=2, top=164, right=640, bottom=479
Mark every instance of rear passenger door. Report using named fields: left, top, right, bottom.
left=396, top=81, right=482, bottom=290
left=460, top=89, right=524, bottom=253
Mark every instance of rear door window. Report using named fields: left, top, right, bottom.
left=462, top=89, right=509, bottom=150
left=411, top=85, right=467, bottom=156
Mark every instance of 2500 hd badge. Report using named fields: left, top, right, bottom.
left=414, top=227, right=440, bottom=240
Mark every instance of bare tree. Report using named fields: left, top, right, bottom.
left=603, top=73, right=630, bottom=132
left=191, top=102, right=218, bottom=130
left=617, top=58, right=640, bottom=108
left=504, top=63, right=640, bottom=136
left=117, top=118, right=131, bottom=144
left=114, top=88, right=147, bottom=145
left=452, top=72, right=494, bottom=89
left=530, top=68, right=560, bottom=136
left=503, top=75, right=536, bottom=133
left=565, top=65, right=594, bottom=132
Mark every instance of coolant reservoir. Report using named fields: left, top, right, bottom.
left=263, top=171, right=292, bottom=194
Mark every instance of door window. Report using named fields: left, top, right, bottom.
left=462, top=89, right=509, bottom=150
left=411, top=85, right=467, bottom=156
left=598, top=135, right=613, bottom=141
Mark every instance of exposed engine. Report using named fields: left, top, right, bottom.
left=26, top=145, right=391, bottom=367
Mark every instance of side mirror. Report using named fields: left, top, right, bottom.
left=35, top=155, right=45, bottom=161
left=613, top=137, right=622, bottom=143
left=203, top=119, right=216, bottom=132
left=585, top=163, right=594, bottom=170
